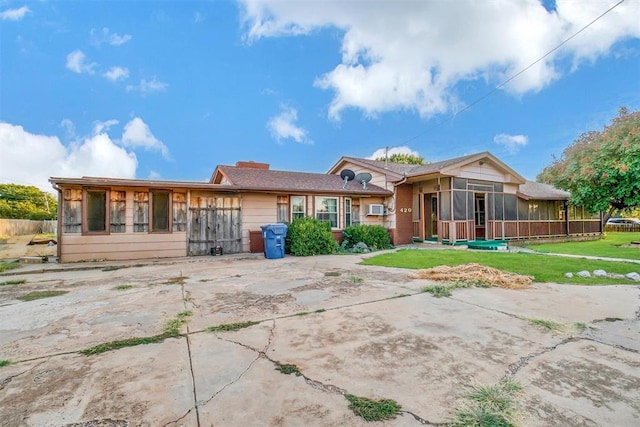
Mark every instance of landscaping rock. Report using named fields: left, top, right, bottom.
left=608, top=273, right=626, bottom=279
left=355, top=242, right=371, bottom=253
left=577, top=270, right=591, bottom=278
left=625, top=272, right=640, bottom=282
left=593, top=270, right=607, bottom=278
left=564, top=272, right=574, bottom=279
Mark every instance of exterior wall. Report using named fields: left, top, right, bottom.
left=391, top=183, right=413, bottom=245
left=60, top=232, right=187, bottom=262
left=336, top=160, right=391, bottom=190
left=456, top=162, right=509, bottom=182
left=241, top=193, right=277, bottom=254
left=59, top=186, right=188, bottom=262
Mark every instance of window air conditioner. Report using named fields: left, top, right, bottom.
left=367, top=204, right=387, bottom=216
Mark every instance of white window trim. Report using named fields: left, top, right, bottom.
left=315, top=196, right=339, bottom=229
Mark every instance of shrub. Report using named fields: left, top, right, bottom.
left=287, top=217, right=338, bottom=256
left=343, top=224, right=392, bottom=250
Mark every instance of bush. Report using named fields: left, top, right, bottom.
left=343, top=224, right=392, bottom=250
left=287, top=217, right=338, bottom=256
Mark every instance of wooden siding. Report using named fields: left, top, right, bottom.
left=60, top=232, right=187, bottom=262
left=242, top=193, right=278, bottom=230
left=456, top=162, right=509, bottom=183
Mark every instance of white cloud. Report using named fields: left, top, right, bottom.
left=90, top=27, right=132, bottom=46
left=368, top=146, right=421, bottom=160
left=493, top=133, right=529, bottom=154
left=65, top=50, right=96, bottom=74
left=103, top=66, right=130, bottom=82
left=122, top=117, right=170, bottom=159
left=59, top=119, right=76, bottom=139
left=0, top=6, right=30, bottom=21
left=240, top=0, right=640, bottom=120
left=126, top=77, right=168, bottom=94
left=266, top=107, right=313, bottom=145
left=148, top=170, right=161, bottom=180
left=0, top=122, right=137, bottom=189
left=92, top=119, right=119, bottom=135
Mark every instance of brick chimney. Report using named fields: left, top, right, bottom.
left=235, top=161, right=270, bottom=170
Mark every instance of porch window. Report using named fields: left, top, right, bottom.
left=134, top=192, right=149, bottom=232
left=173, top=193, right=187, bottom=232
left=345, top=198, right=352, bottom=227
left=151, top=190, right=171, bottom=232
left=315, top=196, right=338, bottom=228
left=85, top=190, right=107, bottom=233
left=109, top=191, right=126, bottom=233
left=277, top=196, right=289, bottom=223
left=291, top=196, right=306, bottom=220
left=62, top=189, right=82, bottom=233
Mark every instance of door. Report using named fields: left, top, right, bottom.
left=423, top=193, right=438, bottom=239
left=474, top=193, right=485, bottom=239
left=188, top=196, right=242, bottom=255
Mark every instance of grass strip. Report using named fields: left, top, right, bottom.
left=524, top=232, right=640, bottom=261
left=18, top=290, right=68, bottom=301
left=0, top=359, right=12, bottom=368
left=80, top=333, right=176, bottom=355
left=0, top=261, right=21, bottom=273
left=207, top=320, right=260, bottom=333
left=345, top=394, right=401, bottom=421
left=112, top=284, right=134, bottom=291
left=0, top=279, right=26, bottom=286
left=363, top=249, right=639, bottom=284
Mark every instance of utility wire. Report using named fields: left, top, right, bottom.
left=396, top=0, right=628, bottom=147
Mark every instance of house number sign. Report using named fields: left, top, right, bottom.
left=399, top=207, right=412, bottom=213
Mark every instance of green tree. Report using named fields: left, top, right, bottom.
left=375, top=153, right=425, bottom=165
left=0, top=184, right=57, bottom=220
left=537, top=107, right=640, bottom=219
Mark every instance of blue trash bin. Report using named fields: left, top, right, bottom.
left=260, top=223, right=288, bottom=259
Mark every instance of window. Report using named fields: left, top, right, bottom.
left=86, top=190, right=107, bottom=233
left=134, top=192, right=149, bottom=232
left=172, top=193, right=187, bottom=232
left=110, top=191, right=126, bottom=233
left=315, top=196, right=338, bottom=228
left=345, top=198, right=352, bottom=227
left=291, top=196, right=306, bottom=220
left=151, top=190, right=171, bottom=232
left=63, top=189, right=82, bottom=233
left=277, top=196, right=289, bottom=223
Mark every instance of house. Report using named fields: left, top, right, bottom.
left=49, top=152, right=600, bottom=262
left=328, top=151, right=601, bottom=245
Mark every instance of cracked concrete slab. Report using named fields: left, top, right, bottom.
left=519, top=339, right=640, bottom=426
left=1, top=253, right=639, bottom=426
left=0, top=339, right=195, bottom=426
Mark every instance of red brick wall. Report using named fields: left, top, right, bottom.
left=393, top=183, right=414, bottom=245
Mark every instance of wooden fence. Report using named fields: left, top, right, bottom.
left=604, top=224, right=640, bottom=233
left=0, top=219, right=58, bottom=236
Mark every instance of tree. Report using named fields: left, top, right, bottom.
left=537, top=107, right=640, bottom=219
left=375, top=153, right=425, bottom=165
left=0, top=184, right=58, bottom=220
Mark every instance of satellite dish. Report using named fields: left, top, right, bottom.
left=340, top=169, right=355, bottom=188
left=355, top=172, right=372, bottom=190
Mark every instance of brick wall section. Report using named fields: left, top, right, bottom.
left=393, top=183, right=414, bottom=245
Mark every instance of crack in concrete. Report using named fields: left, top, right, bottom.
left=162, top=407, right=193, bottom=427
left=201, top=344, right=261, bottom=406
left=180, top=283, right=201, bottom=427
left=505, top=337, right=580, bottom=376
left=0, top=359, right=46, bottom=391
left=402, top=410, right=448, bottom=426
left=579, top=336, right=640, bottom=355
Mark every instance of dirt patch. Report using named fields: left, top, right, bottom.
left=205, top=291, right=296, bottom=316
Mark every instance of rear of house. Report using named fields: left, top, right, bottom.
left=50, top=152, right=601, bottom=262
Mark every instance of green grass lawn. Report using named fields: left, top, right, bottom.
left=362, top=249, right=639, bottom=284
left=524, top=232, right=640, bottom=260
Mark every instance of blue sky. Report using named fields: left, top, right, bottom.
left=1, top=0, right=639, bottom=191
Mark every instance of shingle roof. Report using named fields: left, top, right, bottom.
left=215, top=165, right=392, bottom=195
left=518, top=180, right=569, bottom=200
left=339, top=152, right=518, bottom=179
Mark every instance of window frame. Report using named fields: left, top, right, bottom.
left=83, top=188, right=109, bottom=235
left=290, top=195, right=306, bottom=221
left=150, top=190, right=173, bottom=234
left=277, top=195, right=289, bottom=223
left=315, top=196, right=338, bottom=228
left=344, top=197, right=352, bottom=228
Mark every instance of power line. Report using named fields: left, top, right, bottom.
left=396, top=0, right=628, bottom=148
